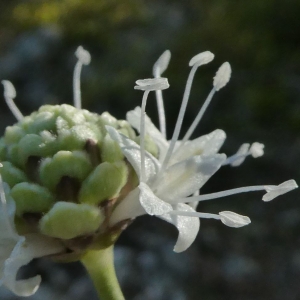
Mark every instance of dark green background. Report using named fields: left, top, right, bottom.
left=0, top=1, right=300, bottom=299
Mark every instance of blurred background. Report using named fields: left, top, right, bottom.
left=0, top=1, right=300, bottom=299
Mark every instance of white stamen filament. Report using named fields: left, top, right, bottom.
left=173, top=185, right=268, bottom=203
left=154, top=68, right=167, bottom=139
left=180, top=87, right=216, bottom=147
left=159, top=64, right=199, bottom=175
left=2, top=80, right=23, bottom=121
left=152, top=50, right=171, bottom=139
left=73, top=60, right=83, bottom=109
left=140, top=90, right=151, bottom=182
left=155, top=90, right=166, bottom=139
left=73, top=46, right=91, bottom=109
left=169, top=210, right=221, bottom=220
left=222, top=152, right=250, bottom=166
left=223, top=142, right=264, bottom=166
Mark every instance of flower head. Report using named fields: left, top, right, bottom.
left=0, top=46, right=297, bottom=296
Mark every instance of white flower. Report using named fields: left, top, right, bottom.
left=0, top=175, right=64, bottom=296
left=108, top=50, right=297, bottom=253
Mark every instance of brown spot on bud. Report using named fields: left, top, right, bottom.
left=84, top=139, right=101, bottom=166
left=26, top=156, right=42, bottom=182
left=56, top=176, right=80, bottom=202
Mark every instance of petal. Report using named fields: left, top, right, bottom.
left=159, top=203, right=200, bottom=253
left=106, top=126, right=160, bottom=183
left=126, top=107, right=169, bottom=159
left=139, top=182, right=173, bottom=216
left=3, top=234, right=64, bottom=297
left=170, top=129, right=226, bottom=164
left=0, top=182, right=21, bottom=282
left=156, top=154, right=226, bottom=201
left=109, top=187, right=145, bottom=226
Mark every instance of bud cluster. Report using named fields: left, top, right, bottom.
left=0, top=103, right=157, bottom=256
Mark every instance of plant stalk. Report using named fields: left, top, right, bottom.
left=81, top=246, right=124, bottom=300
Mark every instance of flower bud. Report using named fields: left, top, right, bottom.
left=0, top=104, right=158, bottom=258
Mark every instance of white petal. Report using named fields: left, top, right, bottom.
left=156, top=154, right=226, bottom=201
left=213, top=62, right=231, bottom=91
left=3, top=234, right=64, bottom=296
left=159, top=203, right=200, bottom=252
left=219, top=211, right=251, bottom=228
left=106, top=126, right=161, bottom=183
left=110, top=187, right=145, bottom=226
left=126, top=107, right=169, bottom=159
left=189, top=51, right=214, bottom=67
left=75, top=46, right=91, bottom=65
left=171, top=129, right=226, bottom=164
left=139, top=182, right=173, bottom=216
left=153, top=50, right=171, bottom=77
left=263, top=180, right=298, bottom=202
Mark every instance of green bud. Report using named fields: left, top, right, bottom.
left=136, top=134, right=158, bottom=157
left=0, top=138, right=7, bottom=161
left=26, top=111, right=56, bottom=134
left=0, top=161, right=28, bottom=188
left=18, top=134, right=46, bottom=166
left=79, top=161, right=128, bottom=205
left=4, top=126, right=25, bottom=145
left=101, top=134, right=124, bottom=162
left=117, top=120, right=136, bottom=139
left=11, top=182, right=55, bottom=216
left=39, top=201, right=103, bottom=239
left=40, top=150, right=93, bottom=191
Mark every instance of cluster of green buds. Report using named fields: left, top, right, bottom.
left=0, top=48, right=157, bottom=261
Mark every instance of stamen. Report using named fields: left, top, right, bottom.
left=177, top=62, right=232, bottom=149
left=263, top=179, right=297, bottom=201
left=1, top=80, right=23, bottom=121
left=159, top=52, right=214, bottom=175
left=134, top=78, right=169, bottom=90
left=219, top=211, right=251, bottom=227
left=168, top=210, right=250, bottom=228
left=223, top=142, right=264, bottom=167
left=223, top=143, right=250, bottom=166
left=213, top=62, right=231, bottom=91
left=134, top=78, right=170, bottom=182
left=173, top=180, right=297, bottom=204
left=153, top=50, right=171, bottom=139
left=173, top=185, right=268, bottom=203
left=250, top=142, right=264, bottom=158
left=73, top=46, right=91, bottom=110
left=140, top=90, right=150, bottom=182
left=169, top=210, right=221, bottom=220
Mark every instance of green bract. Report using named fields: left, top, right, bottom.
left=0, top=103, right=158, bottom=256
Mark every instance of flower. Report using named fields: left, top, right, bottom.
left=108, top=50, right=298, bottom=253
left=0, top=46, right=297, bottom=296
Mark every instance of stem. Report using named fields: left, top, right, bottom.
left=81, top=246, right=124, bottom=300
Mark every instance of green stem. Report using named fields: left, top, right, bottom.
left=81, top=246, right=125, bottom=300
